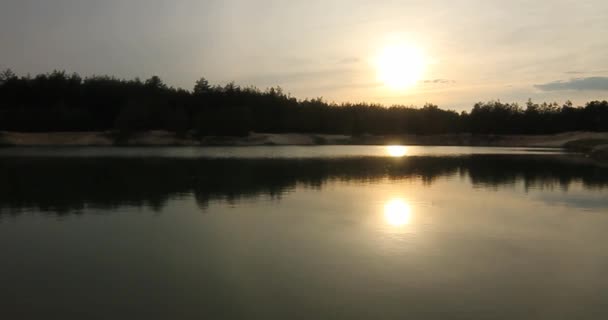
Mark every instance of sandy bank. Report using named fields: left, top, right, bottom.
left=2, top=131, right=608, bottom=148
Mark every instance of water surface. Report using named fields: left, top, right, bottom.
left=1, top=146, right=607, bottom=319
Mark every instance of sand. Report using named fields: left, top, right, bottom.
left=2, top=130, right=608, bottom=148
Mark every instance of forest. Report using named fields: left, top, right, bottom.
left=1, top=69, right=607, bottom=136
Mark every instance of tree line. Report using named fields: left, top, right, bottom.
left=1, top=69, right=607, bottom=136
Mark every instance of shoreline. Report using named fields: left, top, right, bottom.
left=2, top=130, right=607, bottom=163
left=2, top=131, right=608, bottom=148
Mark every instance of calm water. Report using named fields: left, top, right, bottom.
left=1, top=146, right=608, bottom=319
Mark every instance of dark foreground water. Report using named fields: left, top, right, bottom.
left=1, top=146, right=608, bottom=319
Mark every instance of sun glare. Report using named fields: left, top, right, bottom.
left=375, top=43, right=426, bottom=90
left=386, top=145, right=408, bottom=157
left=384, top=199, right=412, bottom=227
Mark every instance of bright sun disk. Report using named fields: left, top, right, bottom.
left=376, top=44, right=426, bottom=90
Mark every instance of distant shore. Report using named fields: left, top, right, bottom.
left=2, top=130, right=608, bottom=161
left=2, top=131, right=608, bottom=147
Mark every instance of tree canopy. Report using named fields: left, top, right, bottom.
left=0, top=69, right=606, bottom=136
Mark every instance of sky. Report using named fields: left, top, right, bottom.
left=1, top=0, right=607, bottom=110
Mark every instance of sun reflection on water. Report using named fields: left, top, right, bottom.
left=384, top=198, right=412, bottom=227
left=386, top=146, right=408, bottom=157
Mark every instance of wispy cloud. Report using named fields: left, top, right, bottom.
left=423, top=79, right=455, bottom=84
left=564, top=70, right=608, bottom=75
left=535, top=77, right=608, bottom=91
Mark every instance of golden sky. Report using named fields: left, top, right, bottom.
left=1, top=0, right=607, bottom=110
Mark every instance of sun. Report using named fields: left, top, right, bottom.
left=375, top=43, right=426, bottom=90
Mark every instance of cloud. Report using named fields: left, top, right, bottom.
left=535, top=77, right=608, bottom=91
left=563, top=70, right=608, bottom=75
left=423, top=79, right=455, bottom=84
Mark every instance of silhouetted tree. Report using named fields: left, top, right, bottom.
left=0, top=69, right=17, bottom=84
left=193, top=77, right=210, bottom=95
left=0, top=69, right=607, bottom=136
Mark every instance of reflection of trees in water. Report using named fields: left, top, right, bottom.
left=0, top=155, right=606, bottom=215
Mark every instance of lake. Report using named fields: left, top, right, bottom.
left=1, top=146, right=608, bottom=319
